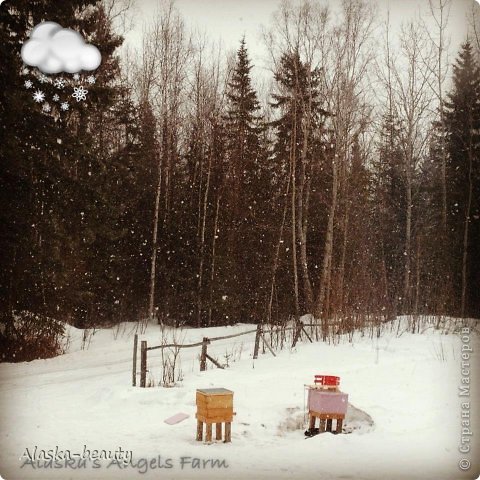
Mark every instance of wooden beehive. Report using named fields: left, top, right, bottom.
left=196, top=388, right=233, bottom=423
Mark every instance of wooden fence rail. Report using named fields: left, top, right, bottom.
left=133, top=322, right=314, bottom=388
left=147, top=340, right=205, bottom=351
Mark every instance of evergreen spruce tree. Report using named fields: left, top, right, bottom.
left=219, top=38, right=269, bottom=323
left=270, top=50, right=328, bottom=315
left=224, top=37, right=263, bottom=212
left=342, top=136, right=378, bottom=313
left=1, top=0, right=87, bottom=326
left=371, top=112, right=407, bottom=315
left=445, top=42, right=480, bottom=317
left=416, top=120, right=456, bottom=315
left=0, top=0, right=128, bottom=329
left=270, top=51, right=326, bottom=164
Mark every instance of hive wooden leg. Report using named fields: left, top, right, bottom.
left=216, top=422, right=222, bottom=440
left=206, top=423, right=212, bottom=442
left=224, top=422, right=231, bottom=443
left=326, top=418, right=333, bottom=432
left=319, top=418, right=326, bottom=432
left=309, top=415, right=316, bottom=431
left=196, top=420, right=203, bottom=441
left=335, top=418, right=343, bottom=434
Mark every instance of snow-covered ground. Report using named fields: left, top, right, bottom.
left=0, top=317, right=479, bottom=480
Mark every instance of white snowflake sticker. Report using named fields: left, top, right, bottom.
left=73, top=73, right=80, bottom=81
left=52, top=94, right=60, bottom=102
left=33, top=90, right=45, bottom=103
left=38, top=74, right=49, bottom=84
left=60, top=102, right=70, bottom=111
left=54, top=78, right=66, bottom=89
left=72, top=86, right=88, bottom=102
left=87, top=75, right=96, bottom=84
left=24, top=80, right=33, bottom=89
left=42, top=103, right=51, bottom=113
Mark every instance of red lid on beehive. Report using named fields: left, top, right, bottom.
left=314, top=375, right=340, bottom=386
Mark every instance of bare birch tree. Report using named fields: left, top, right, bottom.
left=188, top=35, right=224, bottom=326
left=390, top=21, right=435, bottom=312
left=314, top=0, right=375, bottom=323
left=136, top=1, right=190, bottom=324
left=266, top=0, right=329, bottom=316
left=424, top=0, right=451, bottom=235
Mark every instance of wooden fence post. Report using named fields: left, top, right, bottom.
left=253, top=324, right=262, bottom=359
left=140, top=340, right=147, bottom=387
left=292, top=321, right=302, bottom=348
left=132, top=333, right=138, bottom=386
left=200, top=337, right=208, bottom=371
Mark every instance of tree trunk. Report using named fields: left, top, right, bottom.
left=403, top=163, right=412, bottom=313
left=297, top=129, right=314, bottom=313
left=290, top=102, right=300, bottom=320
left=197, top=151, right=212, bottom=327
left=338, top=195, right=350, bottom=314
left=148, top=153, right=162, bottom=325
left=461, top=144, right=473, bottom=318
left=414, top=234, right=421, bottom=320
left=381, top=241, right=391, bottom=317
left=297, top=70, right=314, bottom=313
left=268, top=176, right=291, bottom=324
left=208, top=195, right=220, bottom=327
left=315, top=153, right=339, bottom=323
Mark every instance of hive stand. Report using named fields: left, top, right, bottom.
left=196, top=388, right=233, bottom=443
left=308, top=412, right=344, bottom=434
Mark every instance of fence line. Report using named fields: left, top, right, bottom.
left=133, top=320, right=314, bottom=387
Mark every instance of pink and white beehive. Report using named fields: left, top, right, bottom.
left=307, top=389, right=348, bottom=415
left=307, top=374, right=348, bottom=434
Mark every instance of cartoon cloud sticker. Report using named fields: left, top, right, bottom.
left=21, top=22, right=101, bottom=74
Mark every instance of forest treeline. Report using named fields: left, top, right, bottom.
left=1, top=0, right=479, bottom=334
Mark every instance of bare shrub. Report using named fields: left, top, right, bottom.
left=81, top=327, right=97, bottom=350
left=159, top=325, right=185, bottom=387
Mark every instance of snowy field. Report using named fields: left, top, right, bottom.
left=1, top=317, right=479, bottom=480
